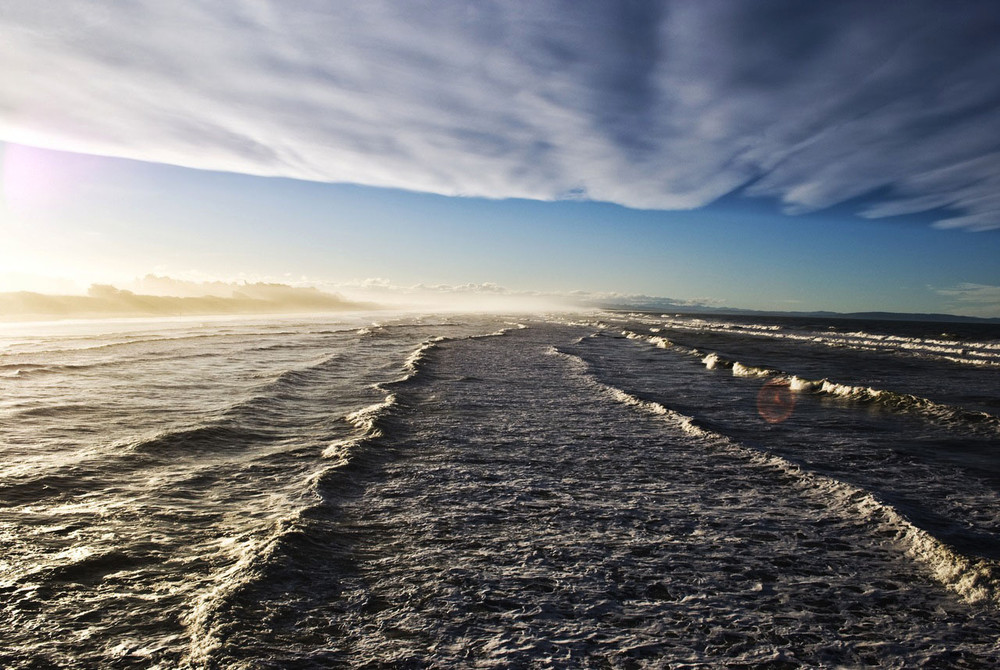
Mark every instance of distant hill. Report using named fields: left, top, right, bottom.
left=602, top=302, right=1000, bottom=325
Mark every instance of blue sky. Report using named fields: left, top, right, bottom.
left=2, top=1, right=1000, bottom=316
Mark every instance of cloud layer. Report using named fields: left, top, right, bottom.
left=935, top=283, right=1000, bottom=318
left=2, top=1, right=1000, bottom=228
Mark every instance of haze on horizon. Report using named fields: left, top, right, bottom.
left=0, top=277, right=589, bottom=321
left=2, top=1, right=1000, bottom=318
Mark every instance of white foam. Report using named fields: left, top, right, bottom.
left=180, top=515, right=305, bottom=667
left=646, top=318, right=1000, bottom=367
left=624, top=330, right=1000, bottom=434
left=732, top=362, right=774, bottom=377
left=585, top=368, right=1000, bottom=608
left=702, top=353, right=724, bottom=369
left=558, top=333, right=1000, bottom=606
left=788, top=376, right=823, bottom=392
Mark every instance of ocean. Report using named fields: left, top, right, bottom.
left=1, top=311, right=998, bottom=668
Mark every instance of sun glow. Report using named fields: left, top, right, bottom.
left=0, top=143, right=125, bottom=293
left=1, top=142, right=113, bottom=216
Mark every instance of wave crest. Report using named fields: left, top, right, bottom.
left=558, top=346, right=1000, bottom=608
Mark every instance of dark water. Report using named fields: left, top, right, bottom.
left=1, top=311, right=998, bottom=668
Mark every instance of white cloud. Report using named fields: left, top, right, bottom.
left=935, top=283, right=1000, bottom=318
left=2, top=1, right=1000, bottom=228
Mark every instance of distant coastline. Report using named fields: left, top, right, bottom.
left=0, top=284, right=375, bottom=322
left=2, top=284, right=997, bottom=325
left=604, top=305, right=1000, bottom=326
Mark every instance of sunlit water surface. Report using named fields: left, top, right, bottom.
left=1, top=311, right=998, bottom=668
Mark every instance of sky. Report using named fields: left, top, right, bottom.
left=1, top=1, right=1000, bottom=316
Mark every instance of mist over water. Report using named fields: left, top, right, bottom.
left=0, top=283, right=371, bottom=321
left=1, top=311, right=998, bottom=667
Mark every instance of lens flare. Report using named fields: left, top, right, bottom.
left=757, top=378, right=795, bottom=424
left=1, top=143, right=102, bottom=216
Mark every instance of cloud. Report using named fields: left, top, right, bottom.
left=2, top=1, right=1000, bottom=228
left=935, top=283, right=1000, bottom=318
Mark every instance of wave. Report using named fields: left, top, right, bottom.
left=180, top=515, right=307, bottom=668
left=701, top=352, right=729, bottom=370
left=3, top=349, right=368, bottom=494
left=3, top=544, right=150, bottom=591
left=321, top=396, right=397, bottom=463
left=0, top=331, right=245, bottom=358
left=646, top=318, right=1000, bottom=368
left=793, top=376, right=1000, bottom=432
left=13, top=402, right=106, bottom=419
left=0, top=362, right=52, bottom=378
left=0, top=348, right=250, bottom=379
left=320, top=326, right=520, bottom=463
left=1, top=325, right=361, bottom=368
left=621, top=330, right=1000, bottom=436
left=552, top=346, right=1000, bottom=609
left=321, top=335, right=448, bottom=460
left=176, top=338, right=436, bottom=666
left=184, top=326, right=520, bottom=666
left=128, top=353, right=361, bottom=457
left=129, top=424, right=280, bottom=457
left=697, top=351, right=779, bottom=377
left=0, top=360, right=127, bottom=378
left=5, top=326, right=494, bottom=506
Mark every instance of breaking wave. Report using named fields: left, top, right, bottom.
left=643, top=318, right=1000, bottom=368
left=184, top=327, right=517, bottom=667
left=621, top=330, right=1000, bottom=436
left=551, top=346, right=1000, bottom=609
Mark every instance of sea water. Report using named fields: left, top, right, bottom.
left=1, top=311, right=998, bottom=668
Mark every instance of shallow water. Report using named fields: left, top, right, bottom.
left=1, top=312, right=998, bottom=667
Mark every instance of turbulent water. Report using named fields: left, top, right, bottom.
left=1, top=311, right=999, bottom=668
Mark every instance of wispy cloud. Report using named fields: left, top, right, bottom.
left=2, top=1, right=1000, bottom=228
left=935, top=283, right=1000, bottom=318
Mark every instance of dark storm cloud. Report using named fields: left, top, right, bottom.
left=1, top=0, right=999, bottom=228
